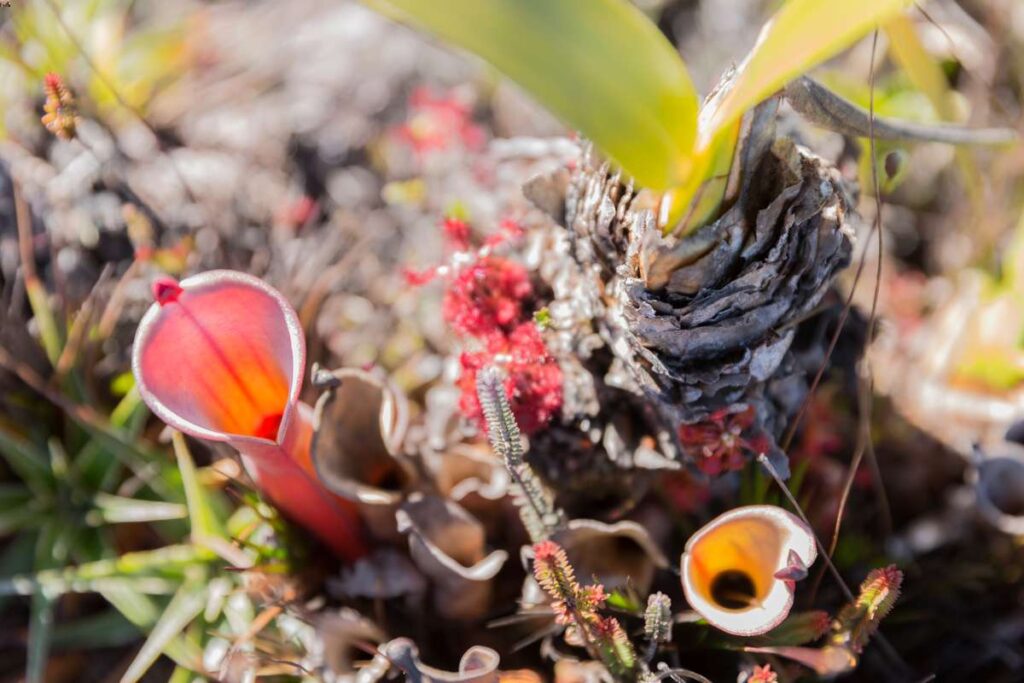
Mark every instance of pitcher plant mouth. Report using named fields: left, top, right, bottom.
left=132, top=270, right=366, bottom=561
left=133, top=270, right=305, bottom=447
left=681, top=505, right=816, bottom=636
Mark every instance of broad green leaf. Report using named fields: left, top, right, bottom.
left=700, top=0, right=913, bottom=150
left=120, top=581, right=207, bottom=683
left=367, top=0, right=700, bottom=189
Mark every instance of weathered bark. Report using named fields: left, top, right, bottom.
left=527, top=100, right=857, bottom=477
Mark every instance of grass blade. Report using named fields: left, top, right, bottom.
left=0, top=425, right=52, bottom=494
left=0, top=544, right=205, bottom=596
left=102, top=585, right=207, bottom=674
left=170, top=432, right=225, bottom=541
left=87, top=492, right=187, bottom=525
left=26, top=592, right=54, bottom=683
left=367, top=0, right=700, bottom=189
left=119, top=581, right=207, bottom=683
left=51, top=609, right=141, bottom=649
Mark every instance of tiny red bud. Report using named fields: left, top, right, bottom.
left=152, top=277, right=183, bottom=306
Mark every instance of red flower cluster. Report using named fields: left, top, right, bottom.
left=407, top=215, right=562, bottom=435
left=458, top=322, right=563, bottom=435
left=677, top=407, right=770, bottom=476
left=394, top=87, right=486, bottom=156
left=443, top=256, right=532, bottom=337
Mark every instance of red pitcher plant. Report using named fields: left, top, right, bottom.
left=132, top=270, right=366, bottom=561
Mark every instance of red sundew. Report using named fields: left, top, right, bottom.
left=41, top=72, right=77, bottom=140
left=43, top=72, right=62, bottom=94
left=748, top=664, right=779, bottom=683
left=403, top=265, right=439, bottom=287
left=484, top=217, right=525, bottom=248
left=532, top=539, right=562, bottom=564
left=678, top=407, right=768, bottom=476
left=442, top=256, right=532, bottom=337
left=394, top=87, right=485, bottom=156
left=458, top=323, right=563, bottom=435
left=442, top=217, right=471, bottom=250
left=579, top=584, right=608, bottom=611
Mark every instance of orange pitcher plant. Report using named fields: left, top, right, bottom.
left=132, top=270, right=366, bottom=561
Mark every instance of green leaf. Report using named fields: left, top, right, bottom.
left=102, top=584, right=205, bottom=671
left=0, top=544, right=205, bottom=597
left=25, top=277, right=64, bottom=368
left=171, top=432, right=225, bottom=541
left=26, top=592, right=54, bottom=683
left=120, top=581, right=207, bottom=683
left=0, top=494, right=48, bottom=535
left=0, top=531, right=37, bottom=612
left=885, top=16, right=955, bottom=120
left=26, top=521, right=62, bottom=683
left=700, top=0, right=913, bottom=150
left=78, top=422, right=177, bottom=500
left=0, top=425, right=52, bottom=494
left=367, top=0, right=700, bottom=189
left=86, top=492, right=188, bottom=526
left=51, top=609, right=141, bottom=649
left=885, top=15, right=983, bottom=205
